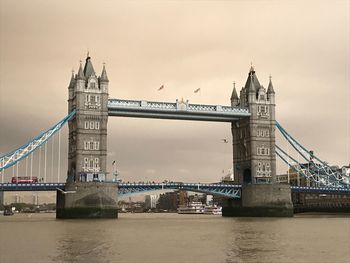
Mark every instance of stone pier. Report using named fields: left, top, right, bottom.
left=56, top=182, right=118, bottom=219
left=223, top=184, right=293, bottom=217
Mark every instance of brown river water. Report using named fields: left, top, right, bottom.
left=0, top=213, right=349, bottom=263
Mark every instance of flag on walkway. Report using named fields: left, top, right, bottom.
left=194, top=88, right=201, bottom=93
left=158, top=85, right=164, bottom=91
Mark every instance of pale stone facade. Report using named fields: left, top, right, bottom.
left=67, top=56, right=109, bottom=182
left=231, top=66, right=276, bottom=184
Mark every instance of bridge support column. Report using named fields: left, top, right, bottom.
left=0, top=191, right=4, bottom=210
left=56, top=182, right=118, bottom=219
left=222, top=184, right=293, bottom=217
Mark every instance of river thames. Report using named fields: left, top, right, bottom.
left=0, top=213, right=349, bottom=263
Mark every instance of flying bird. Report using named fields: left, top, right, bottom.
left=221, top=139, right=229, bottom=143
left=56, top=188, right=77, bottom=194
left=194, top=88, right=201, bottom=93
left=158, top=85, right=164, bottom=91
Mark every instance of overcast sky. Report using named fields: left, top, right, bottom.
left=0, top=0, right=349, bottom=185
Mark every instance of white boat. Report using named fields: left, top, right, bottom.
left=203, top=205, right=222, bottom=215
left=177, top=202, right=205, bottom=214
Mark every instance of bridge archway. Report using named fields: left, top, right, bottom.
left=243, top=168, right=252, bottom=184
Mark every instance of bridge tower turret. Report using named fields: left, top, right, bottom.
left=67, top=56, right=109, bottom=182
left=225, top=66, right=293, bottom=217
left=230, top=82, right=239, bottom=107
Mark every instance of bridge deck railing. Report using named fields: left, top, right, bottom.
left=108, top=99, right=250, bottom=116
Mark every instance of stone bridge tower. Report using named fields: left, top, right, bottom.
left=223, top=66, right=293, bottom=217
left=231, top=66, right=276, bottom=184
left=67, top=56, right=109, bottom=182
left=57, top=56, right=118, bottom=219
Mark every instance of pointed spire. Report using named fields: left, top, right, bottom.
left=244, top=64, right=261, bottom=93
left=249, top=62, right=255, bottom=73
left=77, top=61, right=85, bottom=80
left=69, top=70, right=75, bottom=87
left=248, top=73, right=255, bottom=92
left=231, top=82, right=239, bottom=100
left=100, top=63, right=109, bottom=82
left=267, top=74, right=275, bottom=94
left=231, top=82, right=239, bottom=106
left=83, top=55, right=96, bottom=78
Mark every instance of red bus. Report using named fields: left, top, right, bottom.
left=11, top=177, right=39, bottom=184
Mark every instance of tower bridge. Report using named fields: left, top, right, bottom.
left=1, top=55, right=349, bottom=218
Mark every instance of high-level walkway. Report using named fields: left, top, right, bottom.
left=108, top=99, right=250, bottom=122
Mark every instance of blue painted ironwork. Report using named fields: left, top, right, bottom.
left=117, top=182, right=242, bottom=198
left=1, top=183, right=349, bottom=197
left=275, top=122, right=350, bottom=188
left=276, top=145, right=349, bottom=188
left=108, top=99, right=250, bottom=122
left=0, top=182, right=241, bottom=198
left=0, top=111, right=76, bottom=171
left=290, top=186, right=350, bottom=194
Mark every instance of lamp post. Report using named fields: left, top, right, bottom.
left=112, top=161, right=118, bottom=182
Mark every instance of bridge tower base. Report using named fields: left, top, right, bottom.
left=56, top=182, right=118, bottom=219
left=222, top=184, right=293, bottom=217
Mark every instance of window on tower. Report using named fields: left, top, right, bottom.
left=84, top=120, right=100, bottom=130
left=95, top=121, right=100, bottom=129
left=83, top=140, right=100, bottom=150
left=257, top=145, right=270, bottom=156
left=256, top=162, right=271, bottom=178
left=82, top=157, right=100, bottom=172
left=85, top=94, right=101, bottom=109
left=257, top=105, right=269, bottom=118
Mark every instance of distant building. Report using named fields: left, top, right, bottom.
left=277, top=167, right=313, bottom=187
left=145, top=194, right=159, bottom=209
left=178, top=190, right=188, bottom=207
left=118, top=200, right=145, bottom=213
left=341, top=165, right=350, bottom=176
left=157, top=192, right=178, bottom=212
left=188, top=193, right=206, bottom=204
left=221, top=169, right=234, bottom=183
left=340, top=165, right=350, bottom=184
left=276, top=173, right=288, bottom=184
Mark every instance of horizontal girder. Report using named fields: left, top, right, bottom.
left=1, top=183, right=349, bottom=196
left=0, top=183, right=65, bottom=191
left=290, top=186, right=350, bottom=194
left=118, top=182, right=242, bottom=198
left=108, top=99, right=250, bottom=122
